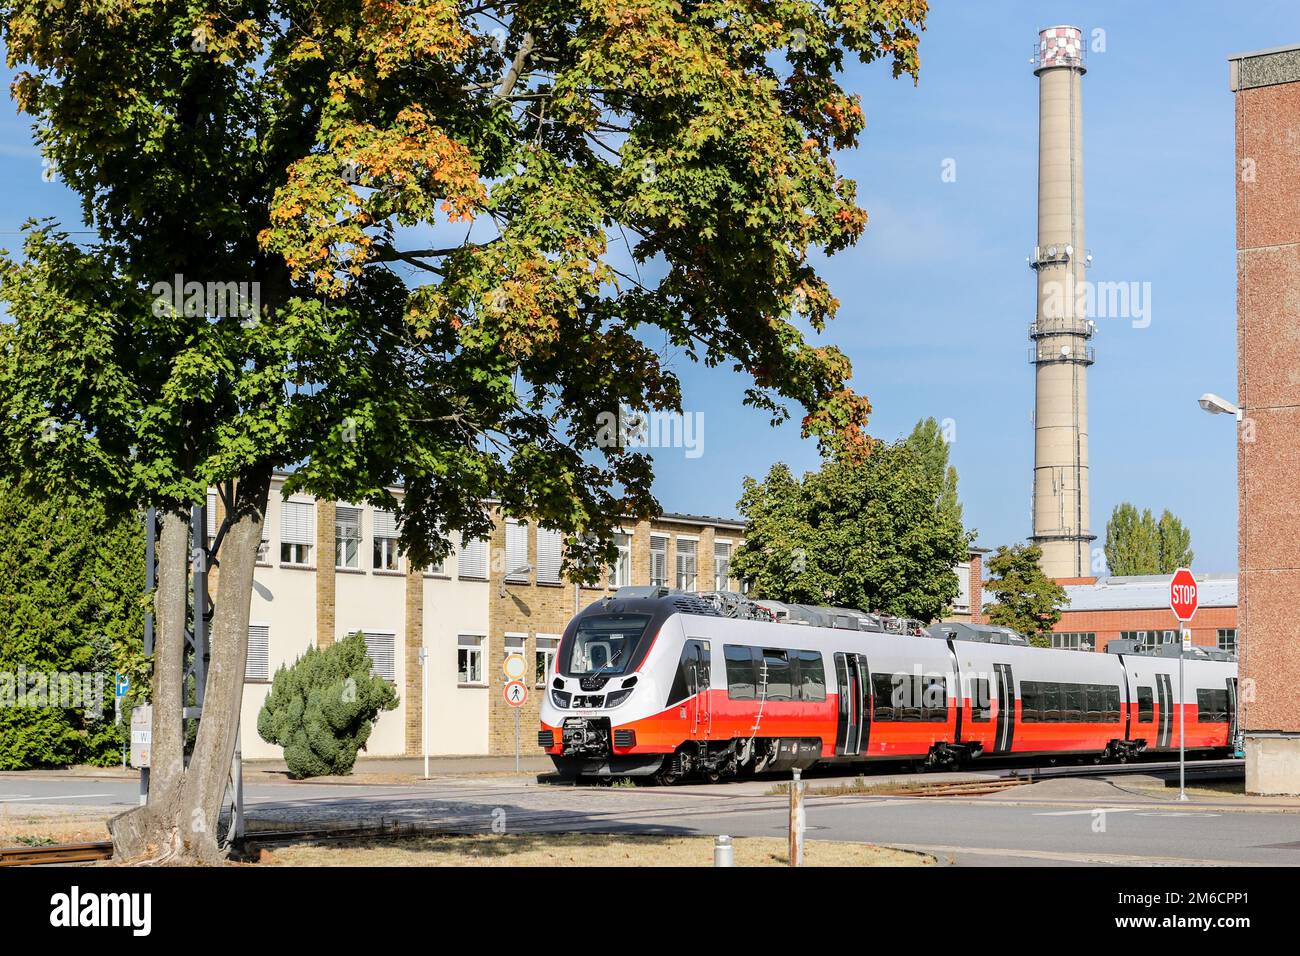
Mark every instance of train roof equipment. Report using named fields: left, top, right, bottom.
left=927, top=622, right=1031, bottom=647
left=1106, top=638, right=1237, bottom=662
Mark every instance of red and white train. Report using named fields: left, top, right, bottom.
left=538, top=590, right=1239, bottom=782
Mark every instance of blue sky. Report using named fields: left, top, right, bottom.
left=2, top=2, right=1294, bottom=571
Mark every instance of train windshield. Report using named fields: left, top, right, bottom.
left=566, top=614, right=652, bottom=675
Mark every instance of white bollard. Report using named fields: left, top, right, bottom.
left=714, top=834, right=734, bottom=867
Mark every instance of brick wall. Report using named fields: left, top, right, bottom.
left=404, top=564, right=424, bottom=755
left=315, top=500, right=336, bottom=648
left=969, top=553, right=984, bottom=624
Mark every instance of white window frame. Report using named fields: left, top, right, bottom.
left=505, top=519, right=530, bottom=582
left=649, top=535, right=669, bottom=587
left=246, top=623, right=270, bottom=682
left=536, top=527, right=564, bottom=585
left=458, top=634, right=486, bottom=685
left=362, top=630, right=397, bottom=682
left=713, top=539, right=732, bottom=591
left=675, top=537, right=698, bottom=591
left=459, top=536, right=489, bottom=580
left=335, top=505, right=362, bottom=570
left=372, top=508, right=401, bottom=572
left=609, top=531, right=632, bottom=588
left=535, top=634, right=560, bottom=687
left=280, top=499, right=315, bottom=566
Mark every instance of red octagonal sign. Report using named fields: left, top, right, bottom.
left=1169, top=567, right=1198, bottom=622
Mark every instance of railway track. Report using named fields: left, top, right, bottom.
left=0, top=841, right=113, bottom=866
left=0, top=821, right=439, bottom=867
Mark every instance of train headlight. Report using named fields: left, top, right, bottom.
left=551, top=690, right=571, bottom=708
left=604, top=687, right=634, bottom=707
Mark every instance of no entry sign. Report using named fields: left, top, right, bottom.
left=1169, top=568, right=1198, bottom=622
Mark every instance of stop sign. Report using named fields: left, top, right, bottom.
left=1169, top=567, right=1198, bottom=621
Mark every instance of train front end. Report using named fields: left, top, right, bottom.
left=538, top=595, right=682, bottom=778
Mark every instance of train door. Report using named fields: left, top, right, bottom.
left=834, top=653, right=870, bottom=756
left=1226, top=677, right=1239, bottom=749
left=673, top=640, right=712, bottom=740
left=1155, top=673, right=1173, bottom=749
left=993, top=663, right=1015, bottom=754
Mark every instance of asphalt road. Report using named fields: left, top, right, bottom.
left=4, top=773, right=1299, bottom=866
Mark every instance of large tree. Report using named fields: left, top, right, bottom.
left=904, top=416, right=960, bottom=527
left=0, top=1, right=927, bottom=861
left=1103, top=502, right=1193, bottom=575
left=983, top=543, right=1067, bottom=647
left=730, top=439, right=970, bottom=621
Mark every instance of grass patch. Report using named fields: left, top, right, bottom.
left=254, top=832, right=935, bottom=867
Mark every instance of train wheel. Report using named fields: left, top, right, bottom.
left=655, top=754, right=684, bottom=786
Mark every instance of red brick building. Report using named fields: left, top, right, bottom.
left=1047, top=574, right=1238, bottom=655
left=1231, top=42, right=1300, bottom=793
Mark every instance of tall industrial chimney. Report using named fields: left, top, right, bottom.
left=1030, top=26, right=1095, bottom=579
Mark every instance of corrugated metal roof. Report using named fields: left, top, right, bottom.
left=1060, top=573, right=1237, bottom=612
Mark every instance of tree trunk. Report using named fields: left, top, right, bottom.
left=108, top=506, right=190, bottom=860
left=177, top=466, right=272, bottom=862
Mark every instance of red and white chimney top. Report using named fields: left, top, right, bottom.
left=1037, top=25, right=1085, bottom=72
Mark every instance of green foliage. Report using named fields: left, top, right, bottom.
left=0, top=481, right=147, bottom=769
left=983, top=544, right=1068, bottom=647
left=0, top=0, right=927, bottom=576
left=1103, top=503, right=1194, bottom=575
left=730, top=439, right=972, bottom=621
left=904, top=417, right=961, bottom=527
left=257, top=632, right=398, bottom=778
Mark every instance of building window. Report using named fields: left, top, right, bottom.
left=426, top=557, right=445, bottom=575
left=608, top=532, right=632, bottom=588
left=335, top=506, right=361, bottom=569
left=505, top=520, right=529, bottom=582
left=1217, top=628, right=1237, bottom=653
left=1122, top=629, right=1175, bottom=650
left=372, top=509, right=401, bottom=571
left=536, top=635, right=559, bottom=686
left=675, top=539, right=697, bottom=591
left=257, top=526, right=270, bottom=565
left=459, top=536, right=488, bottom=579
left=1051, top=632, right=1096, bottom=652
left=362, top=631, right=396, bottom=682
left=953, top=561, right=971, bottom=613
left=650, top=535, right=668, bottom=587
left=536, top=528, right=563, bottom=585
left=246, top=625, right=269, bottom=682
left=280, top=500, right=314, bottom=565
left=458, top=634, right=485, bottom=684
left=714, top=541, right=732, bottom=591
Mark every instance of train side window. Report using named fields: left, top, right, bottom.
left=871, top=673, right=895, bottom=721
left=922, top=676, right=948, bottom=722
left=1137, top=686, right=1154, bottom=723
left=795, top=650, right=826, bottom=702
left=1040, top=682, right=1061, bottom=723
left=1062, top=684, right=1084, bottom=723
left=970, top=678, right=991, bottom=722
left=1021, top=680, right=1041, bottom=723
left=1105, top=685, right=1121, bottom=722
left=724, top=645, right=756, bottom=701
left=1083, top=683, right=1102, bottom=723
left=761, top=650, right=792, bottom=701
left=1197, top=688, right=1228, bottom=723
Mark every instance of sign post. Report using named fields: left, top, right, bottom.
left=1169, top=567, right=1199, bottom=802
left=503, top=676, right=528, bottom=773
left=114, top=674, right=128, bottom=767
left=419, top=648, right=429, bottom=780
